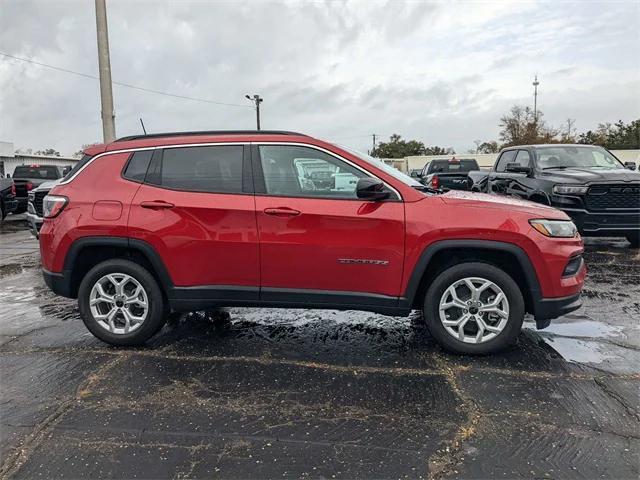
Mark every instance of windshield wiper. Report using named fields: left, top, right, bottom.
left=542, top=166, right=569, bottom=170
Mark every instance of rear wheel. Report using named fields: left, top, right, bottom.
left=423, top=262, right=524, bottom=354
left=78, top=259, right=166, bottom=346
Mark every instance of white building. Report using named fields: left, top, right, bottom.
left=0, top=142, right=79, bottom=177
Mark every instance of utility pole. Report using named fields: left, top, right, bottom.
left=532, top=75, right=540, bottom=123
left=95, top=0, right=116, bottom=143
left=245, top=94, right=263, bottom=130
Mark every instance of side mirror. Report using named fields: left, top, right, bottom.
left=356, top=177, right=390, bottom=201
left=624, top=161, right=637, bottom=171
left=505, top=163, right=532, bottom=175
left=410, top=171, right=418, bottom=178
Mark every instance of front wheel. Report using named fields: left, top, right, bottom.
left=78, top=259, right=166, bottom=346
left=423, top=262, right=525, bottom=355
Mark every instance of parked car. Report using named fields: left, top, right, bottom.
left=27, top=179, right=61, bottom=237
left=39, top=130, right=585, bottom=354
left=467, top=144, right=639, bottom=246
left=12, top=164, right=66, bottom=214
left=419, top=158, right=479, bottom=190
left=0, top=177, right=18, bottom=223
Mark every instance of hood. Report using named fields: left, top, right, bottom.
left=540, top=167, right=640, bottom=184
left=440, top=190, right=568, bottom=219
left=33, top=179, right=62, bottom=192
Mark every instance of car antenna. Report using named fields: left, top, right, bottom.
left=139, top=118, right=147, bottom=135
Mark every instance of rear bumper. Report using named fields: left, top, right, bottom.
left=533, top=292, right=582, bottom=328
left=43, top=268, right=74, bottom=298
left=3, top=198, right=18, bottom=214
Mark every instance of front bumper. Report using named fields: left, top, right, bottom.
left=26, top=212, right=43, bottom=238
left=533, top=292, right=582, bottom=328
left=551, top=203, right=640, bottom=236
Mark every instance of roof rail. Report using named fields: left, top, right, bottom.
left=114, top=130, right=308, bottom=142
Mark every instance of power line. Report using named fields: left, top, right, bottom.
left=0, top=51, right=252, bottom=108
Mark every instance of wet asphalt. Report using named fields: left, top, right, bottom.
left=0, top=214, right=638, bottom=479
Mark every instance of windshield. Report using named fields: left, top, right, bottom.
left=13, top=165, right=61, bottom=180
left=536, top=146, right=624, bottom=170
left=337, top=145, right=423, bottom=187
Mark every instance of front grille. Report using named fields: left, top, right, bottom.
left=586, top=184, right=640, bottom=211
left=33, top=191, right=47, bottom=217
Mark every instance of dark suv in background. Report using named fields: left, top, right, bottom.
left=468, top=144, right=640, bottom=246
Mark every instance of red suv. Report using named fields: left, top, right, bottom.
left=39, top=131, right=585, bottom=354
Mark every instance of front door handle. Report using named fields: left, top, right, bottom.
left=141, top=200, right=175, bottom=210
left=263, top=207, right=301, bottom=217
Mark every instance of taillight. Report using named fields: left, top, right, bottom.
left=26, top=182, right=34, bottom=191
left=11, top=183, right=16, bottom=195
left=431, top=175, right=440, bottom=189
left=42, top=195, right=68, bottom=218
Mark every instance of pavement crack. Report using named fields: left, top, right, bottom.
left=426, top=354, right=483, bottom=480
left=593, top=377, right=640, bottom=423
left=0, top=353, right=130, bottom=479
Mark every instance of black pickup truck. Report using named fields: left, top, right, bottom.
left=468, top=144, right=640, bottom=246
left=1, top=177, right=18, bottom=223
left=12, top=164, right=67, bottom=214
left=418, top=158, right=479, bottom=190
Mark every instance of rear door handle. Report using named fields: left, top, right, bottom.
left=263, top=207, right=301, bottom=217
left=141, top=200, right=175, bottom=210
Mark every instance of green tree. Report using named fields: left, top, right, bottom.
left=579, top=120, right=640, bottom=149
left=499, top=105, right=559, bottom=147
left=371, top=134, right=427, bottom=158
left=476, top=141, right=499, bottom=153
left=33, top=148, right=61, bottom=157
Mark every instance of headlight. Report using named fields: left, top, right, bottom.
left=553, top=184, right=588, bottom=195
left=42, top=195, right=68, bottom=218
left=530, top=219, right=578, bottom=238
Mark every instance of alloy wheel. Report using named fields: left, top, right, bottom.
left=89, top=273, right=149, bottom=335
left=438, top=276, right=509, bottom=344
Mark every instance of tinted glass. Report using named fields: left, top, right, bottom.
left=62, top=155, right=91, bottom=181
left=160, top=146, right=243, bottom=193
left=495, top=151, right=517, bottom=172
left=536, top=146, right=624, bottom=170
left=513, top=150, right=531, bottom=167
left=428, top=159, right=478, bottom=173
left=123, top=151, right=153, bottom=182
left=259, top=145, right=366, bottom=198
left=13, top=166, right=61, bottom=180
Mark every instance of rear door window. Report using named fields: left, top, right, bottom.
left=123, top=151, right=153, bottom=182
left=158, top=146, right=243, bottom=193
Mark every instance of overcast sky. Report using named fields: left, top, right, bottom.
left=1, top=0, right=639, bottom=156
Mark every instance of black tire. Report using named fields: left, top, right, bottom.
left=625, top=233, right=640, bottom=248
left=0, top=200, right=5, bottom=223
left=423, top=262, right=525, bottom=355
left=78, top=259, right=166, bottom=346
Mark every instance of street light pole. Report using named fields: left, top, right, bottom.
left=95, top=0, right=116, bottom=143
left=245, top=94, right=263, bottom=130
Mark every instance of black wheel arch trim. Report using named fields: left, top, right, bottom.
left=401, top=239, right=543, bottom=311
left=58, top=236, right=175, bottom=298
